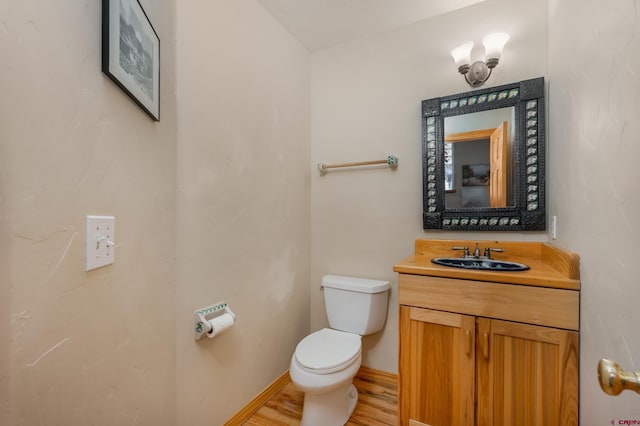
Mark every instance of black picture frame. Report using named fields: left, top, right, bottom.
left=422, top=77, right=546, bottom=231
left=102, top=0, right=160, bottom=121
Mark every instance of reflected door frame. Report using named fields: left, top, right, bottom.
left=444, top=122, right=508, bottom=208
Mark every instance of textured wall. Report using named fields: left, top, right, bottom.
left=175, top=1, right=311, bottom=424
left=548, top=0, right=640, bottom=422
left=310, top=0, right=548, bottom=373
left=0, top=1, right=178, bottom=425
left=5, top=0, right=636, bottom=423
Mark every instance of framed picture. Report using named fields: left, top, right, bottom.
left=102, top=0, right=160, bottom=121
left=461, top=163, right=490, bottom=186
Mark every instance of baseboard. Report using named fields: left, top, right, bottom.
left=223, top=370, right=291, bottom=426
left=357, top=366, right=398, bottom=384
left=223, top=366, right=398, bottom=425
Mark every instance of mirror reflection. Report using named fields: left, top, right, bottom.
left=444, top=108, right=515, bottom=209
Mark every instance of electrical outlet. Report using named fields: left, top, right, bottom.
left=86, top=215, right=115, bottom=271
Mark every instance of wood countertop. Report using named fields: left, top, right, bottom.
left=394, top=239, right=580, bottom=291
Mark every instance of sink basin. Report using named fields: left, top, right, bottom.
left=431, top=257, right=530, bottom=271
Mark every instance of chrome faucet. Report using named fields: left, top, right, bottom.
left=484, top=247, right=504, bottom=259
left=451, top=243, right=503, bottom=259
left=451, top=246, right=470, bottom=258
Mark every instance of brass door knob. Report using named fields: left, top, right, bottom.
left=598, top=358, right=640, bottom=396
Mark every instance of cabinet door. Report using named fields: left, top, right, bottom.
left=476, top=318, right=579, bottom=426
left=399, top=306, right=475, bottom=426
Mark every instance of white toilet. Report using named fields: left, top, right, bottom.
left=290, top=275, right=391, bottom=426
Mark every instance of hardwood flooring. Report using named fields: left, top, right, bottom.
left=242, top=368, right=398, bottom=426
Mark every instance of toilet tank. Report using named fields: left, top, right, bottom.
left=322, top=275, right=391, bottom=335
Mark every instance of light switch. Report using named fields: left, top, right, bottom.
left=86, top=215, right=115, bottom=271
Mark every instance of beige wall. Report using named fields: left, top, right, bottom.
left=175, top=1, right=311, bottom=424
left=310, top=0, right=548, bottom=373
left=548, top=0, right=640, bottom=421
left=1, top=1, right=310, bottom=424
left=0, top=1, right=178, bottom=425
left=4, top=0, right=639, bottom=424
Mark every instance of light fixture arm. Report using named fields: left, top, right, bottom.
left=451, top=32, right=508, bottom=88
left=485, top=57, right=500, bottom=69
left=462, top=66, right=493, bottom=88
left=457, top=64, right=470, bottom=75
left=458, top=59, right=496, bottom=88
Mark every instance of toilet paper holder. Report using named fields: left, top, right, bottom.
left=194, top=302, right=236, bottom=340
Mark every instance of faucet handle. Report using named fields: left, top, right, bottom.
left=452, top=246, right=470, bottom=257
left=484, top=247, right=504, bottom=259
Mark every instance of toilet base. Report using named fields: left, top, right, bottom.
left=300, top=382, right=358, bottom=426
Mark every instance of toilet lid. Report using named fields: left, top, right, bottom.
left=295, top=328, right=361, bottom=374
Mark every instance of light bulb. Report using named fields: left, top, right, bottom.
left=450, top=41, right=473, bottom=69
left=482, top=32, right=509, bottom=61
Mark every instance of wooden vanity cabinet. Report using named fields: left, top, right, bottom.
left=476, top=318, right=578, bottom=426
left=396, top=240, right=580, bottom=426
left=398, top=274, right=579, bottom=426
left=399, top=304, right=578, bottom=426
left=399, top=306, right=476, bottom=425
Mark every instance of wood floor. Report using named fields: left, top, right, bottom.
left=242, top=368, right=398, bottom=425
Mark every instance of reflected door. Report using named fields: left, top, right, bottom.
left=490, top=122, right=508, bottom=208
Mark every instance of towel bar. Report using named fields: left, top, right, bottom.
left=317, top=155, right=398, bottom=172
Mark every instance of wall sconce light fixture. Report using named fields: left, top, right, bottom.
left=451, top=32, right=509, bottom=88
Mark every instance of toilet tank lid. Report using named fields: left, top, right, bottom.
left=321, top=275, right=390, bottom=293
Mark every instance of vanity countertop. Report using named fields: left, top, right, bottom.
left=394, top=239, right=580, bottom=291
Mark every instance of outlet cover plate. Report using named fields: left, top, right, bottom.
left=86, top=215, right=115, bottom=271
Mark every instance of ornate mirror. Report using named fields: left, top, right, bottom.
left=422, top=77, right=545, bottom=231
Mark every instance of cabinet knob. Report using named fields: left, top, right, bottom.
left=598, top=358, right=640, bottom=396
left=465, top=329, right=472, bottom=355
left=481, top=332, right=489, bottom=359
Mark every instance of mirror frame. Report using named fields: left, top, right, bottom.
left=422, top=77, right=545, bottom=231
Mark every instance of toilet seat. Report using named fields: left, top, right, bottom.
left=294, top=328, right=361, bottom=375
